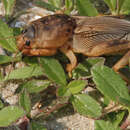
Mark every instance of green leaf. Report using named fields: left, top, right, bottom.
left=0, top=55, right=21, bottom=64
left=31, top=121, right=47, bottom=130
left=2, top=0, right=15, bottom=17
left=0, top=20, right=18, bottom=52
left=23, top=57, right=39, bottom=66
left=71, top=94, right=102, bottom=118
left=95, top=120, right=121, bottom=130
left=67, top=80, right=87, bottom=94
left=48, top=0, right=61, bottom=8
left=57, top=86, right=71, bottom=97
left=39, top=57, right=67, bottom=87
left=103, top=0, right=113, bottom=9
left=103, top=96, right=110, bottom=106
left=76, top=0, right=98, bottom=16
left=72, top=57, right=105, bottom=79
left=107, top=111, right=126, bottom=128
left=65, top=0, right=72, bottom=9
left=91, top=65, right=130, bottom=103
left=104, top=0, right=116, bottom=13
left=0, top=99, right=4, bottom=109
left=5, top=65, right=44, bottom=80
left=121, top=0, right=130, bottom=15
left=57, top=80, right=87, bottom=97
left=0, top=71, right=3, bottom=81
left=12, top=27, right=21, bottom=36
left=21, top=80, right=51, bottom=93
left=65, top=0, right=74, bottom=14
left=35, top=0, right=59, bottom=11
left=104, top=0, right=128, bottom=15
left=118, top=97, right=130, bottom=107
left=19, top=89, right=31, bottom=114
left=117, top=0, right=126, bottom=14
left=110, top=0, right=117, bottom=12
left=0, top=106, right=25, bottom=127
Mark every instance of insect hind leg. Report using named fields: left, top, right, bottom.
left=113, top=51, right=130, bottom=84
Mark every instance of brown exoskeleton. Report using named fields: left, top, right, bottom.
left=16, top=14, right=130, bottom=81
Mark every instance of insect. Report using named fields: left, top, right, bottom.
left=16, top=14, right=130, bottom=81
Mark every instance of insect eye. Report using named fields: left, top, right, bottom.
left=67, top=28, right=71, bottom=33
left=25, top=40, right=30, bottom=46
left=21, top=29, right=27, bottom=34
